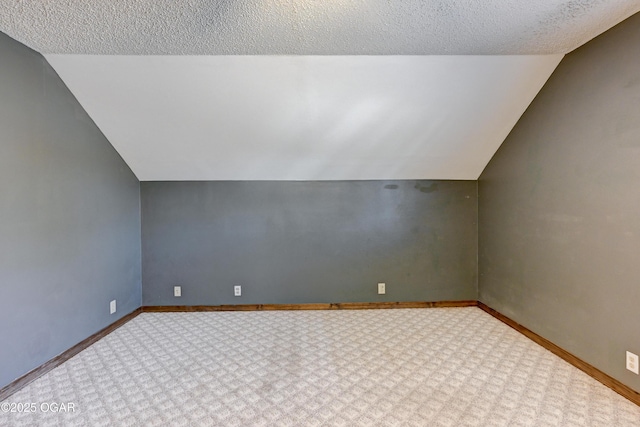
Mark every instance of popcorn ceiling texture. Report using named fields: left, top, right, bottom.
left=2, top=1, right=639, bottom=182
left=1, top=0, right=639, bottom=55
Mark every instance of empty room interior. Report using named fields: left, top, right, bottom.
left=1, top=1, right=640, bottom=425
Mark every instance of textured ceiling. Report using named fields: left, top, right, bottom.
left=1, top=0, right=639, bottom=55
left=2, top=2, right=638, bottom=181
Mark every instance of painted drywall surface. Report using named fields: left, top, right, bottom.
left=142, top=181, right=477, bottom=305
left=479, top=12, right=640, bottom=392
left=0, top=33, right=141, bottom=389
left=44, top=55, right=562, bottom=181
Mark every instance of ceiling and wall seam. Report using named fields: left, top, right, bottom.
left=1, top=1, right=638, bottom=181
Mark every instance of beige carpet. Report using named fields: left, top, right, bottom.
left=1, top=307, right=639, bottom=426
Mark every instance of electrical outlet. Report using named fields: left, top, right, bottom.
left=174, top=286, right=181, bottom=297
left=234, top=285, right=242, bottom=297
left=110, top=300, right=116, bottom=314
left=378, top=282, right=386, bottom=295
left=627, top=351, right=639, bottom=374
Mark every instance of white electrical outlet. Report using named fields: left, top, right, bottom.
left=174, top=286, right=182, bottom=297
left=234, top=285, right=242, bottom=297
left=110, top=300, right=116, bottom=314
left=378, top=283, right=386, bottom=295
left=627, top=351, right=639, bottom=374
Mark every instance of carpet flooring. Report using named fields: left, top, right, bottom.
left=1, top=307, right=639, bottom=426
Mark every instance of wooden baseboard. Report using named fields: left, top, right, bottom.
left=142, top=300, right=478, bottom=312
left=0, top=308, right=142, bottom=401
left=0, top=301, right=473, bottom=400
left=477, top=302, right=640, bottom=406
left=5, top=301, right=637, bottom=409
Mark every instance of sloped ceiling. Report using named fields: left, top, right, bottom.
left=44, top=55, right=562, bottom=181
left=1, top=1, right=639, bottom=180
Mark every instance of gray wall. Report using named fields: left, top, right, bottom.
left=479, top=12, right=640, bottom=392
left=0, top=33, right=141, bottom=389
left=142, top=181, right=477, bottom=305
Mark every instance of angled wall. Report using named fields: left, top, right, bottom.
left=0, top=33, right=141, bottom=389
left=479, top=12, right=640, bottom=392
left=142, top=181, right=477, bottom=305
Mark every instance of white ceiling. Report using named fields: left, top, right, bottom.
left=2, top=1, right=639, bottom=181
left=2, top=0, right=639, bottom=54
left=45, top=55, right=562, bottom=181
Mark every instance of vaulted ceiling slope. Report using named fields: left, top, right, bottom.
left=1, top=1, right=639, bottom=181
